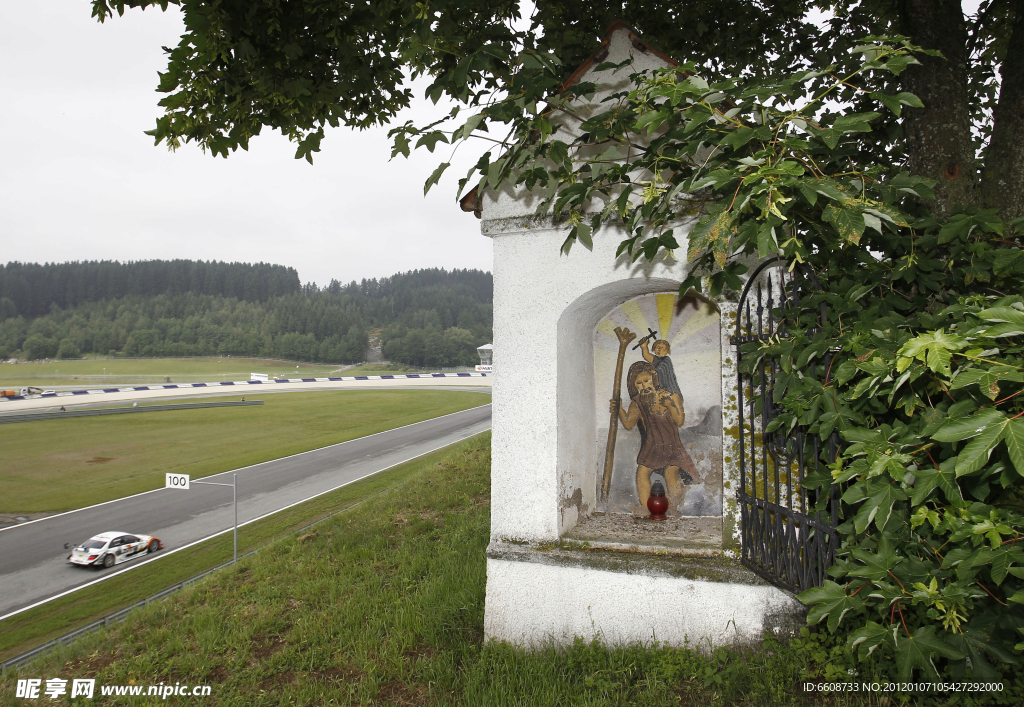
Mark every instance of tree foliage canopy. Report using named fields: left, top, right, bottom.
left=0, top=260, right=301, bottom=316
left=93, top=0, right=1022, bottom=218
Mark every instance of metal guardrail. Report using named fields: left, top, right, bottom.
left=0, top=558, right=245, bottom=678
left=0, top=400, right=263, bottom=424
left=0, top=474, right=406, bottom=678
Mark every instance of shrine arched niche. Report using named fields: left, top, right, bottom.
left=595, top=293, right=723, bottom=519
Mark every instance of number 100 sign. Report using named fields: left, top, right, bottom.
left=166, top=473, right=190, bottom=490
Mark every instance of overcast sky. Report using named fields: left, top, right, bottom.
left=1, top=1, right=491, bottom=287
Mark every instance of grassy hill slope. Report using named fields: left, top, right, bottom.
left=0, top=435, right=933, bottom=707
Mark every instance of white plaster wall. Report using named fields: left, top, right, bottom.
left=489, top=220, right=692, bottom=541
left=485, top=557, right=803, bottom=648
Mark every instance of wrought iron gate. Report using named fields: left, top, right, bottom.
left=730, top=260, right=840, bottom=593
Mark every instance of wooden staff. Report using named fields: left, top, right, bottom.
left=601, top=326, right=636, bottom=501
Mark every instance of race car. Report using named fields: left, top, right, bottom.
left=66, top=532, right=162, bottom=568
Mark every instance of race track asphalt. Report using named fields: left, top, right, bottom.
left=0, top=404, right=491, bottom=619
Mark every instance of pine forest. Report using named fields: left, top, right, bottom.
left=0, top=261, right=492, bottom=368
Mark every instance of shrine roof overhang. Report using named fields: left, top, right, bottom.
left=458, top=20, right=679, bottom=219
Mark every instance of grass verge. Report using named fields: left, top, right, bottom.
left=6, top=434, right=1020, bottom=705
left=0, top=437, right=476, bottom=663
left=0, top=389, right=489, bottom=513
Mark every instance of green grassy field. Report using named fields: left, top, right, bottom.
left=0, top=439, right=473, bottom=664
left=0, top=434, right=964, bottom=706
left=0, top=390, right=490, bottom=513
left=0, top=357, right=350, bottom=388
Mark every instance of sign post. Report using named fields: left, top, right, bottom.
left=165, top=472, right=238, bottom=563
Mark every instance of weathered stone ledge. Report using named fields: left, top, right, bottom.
left=487, top=539, right=781, bottom=587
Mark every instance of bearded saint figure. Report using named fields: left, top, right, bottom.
left=610, top=360, right=699, bottom=511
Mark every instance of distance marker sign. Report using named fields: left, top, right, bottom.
left=166, top=473, right=190, bottom=490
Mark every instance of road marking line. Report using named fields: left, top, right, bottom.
left=0, top=426, right=491, bottom=622
left=0, top=403, right=490, bottom=534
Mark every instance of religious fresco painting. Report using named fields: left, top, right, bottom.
left=595, top=294, right=722, bottom=517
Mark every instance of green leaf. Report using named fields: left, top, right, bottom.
left=950, top=367, right=1024, bottom=401
left=841, top=427, right=883, bottom=445
left=415, top=130, right=449, bottom=153
left=1003, top=418, right=1024, bottom=478
left=482, top=159, right=503, bottom=191
left=898, top=330, right=966, bottom=375
left=882, top=54, right=922, bottom=77
left=934, top=407, right=1006, bottom=443
left=981, top=545, right=1024, bottom=584
left=650, top=79, right=696, bottom=105
left=452, top=113, right=483, bottom=141
left=863, top=211, right=882, bottom=234
left=798, top=183, right=818, bottom=206
left=895, top=626, right=964, bottom=679
left=423, top=162, right=451, bottom=195
left=849, top=376, right=877, bottom=400
left=938, top=211, right=1005, bottom=243
left=685, top=75, right=709, bottom=91
left=635, top=108, right=671, bottom=134
left=946, top=630, right=1014, bottom=680
left=834, top=361, right=858, bottom=385
left=982, top=322, right=1024, bottom=338
left=799, top=581, right=865, bottom=633
left=864, top=205, right=909, bottom=227
left=955, top=414, right=1009, bottom=476
left=850, top=621, right=897, bottom=660
left=854, top=478, right=907, bottom=533
left=910, top=459, right=964, bottom=506
left=993, top=249, right=1024, bottom=276
left=810, top=179, right=849, bottom=202
left=823, top=203, right=866, bottom=245
left=869, top=91, right=924, bottom=117
left=811, top=113, right=879, bottom=150
left=978, top=306, right=1024, bottom=327
left=391, top=132, right=410, bottom=159
left=576, top=222, right=593, bottom=250
left=756, top=223, right=779, bottom=258
left=719, top=126, right=758, bottom=150
left=888, top=173, right=936, bottom=200
left=689, top=168, right=737, bottom=191
left=895, top=92, right=924, bottom=109
left=688, top=210, right=737, bottom=268
left=848, top=536, right=902, bottom=581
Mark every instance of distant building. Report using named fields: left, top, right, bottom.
left=475, top=343, right=493, bottom=373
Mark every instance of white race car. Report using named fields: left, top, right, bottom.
left=66, top=532, right=162, bottom=568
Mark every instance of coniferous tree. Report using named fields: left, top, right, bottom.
left=0, top=262, right=492, bottom=367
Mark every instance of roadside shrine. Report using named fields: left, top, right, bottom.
left=461, top=22, right=810, bottom=648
